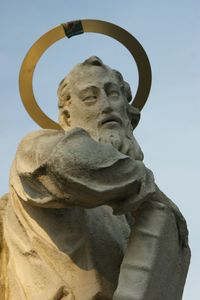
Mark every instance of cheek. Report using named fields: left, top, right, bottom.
left=115, top=100, right=128, bottom=115
left=69, top=101, right=100, bottom=125
left=83, top=106, right=100, bottom=122
left=115, top=101, right=130, bottom=125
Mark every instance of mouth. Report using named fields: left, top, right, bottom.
left=100, top=115, right=122, bottom=127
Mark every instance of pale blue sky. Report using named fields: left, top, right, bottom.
left=1, top=1, right=200, bottom=298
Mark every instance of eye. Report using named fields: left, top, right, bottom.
left=108, top=91, right=119, bottom=97
left=82, top=95, right=97, bottom=102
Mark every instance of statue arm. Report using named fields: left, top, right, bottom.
left=11, top=128, right=155, bottom=208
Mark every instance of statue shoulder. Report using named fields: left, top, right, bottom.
left=16, top=128, right=91, bottom=160
left=15, top=129, right=65, bottom=171
left=18, top=128, right=93, bottom=150
left=18, top=129, right=65, bottom=146
left=13, top=128, right=90, bottom=175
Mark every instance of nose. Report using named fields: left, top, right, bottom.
left=101, top=95, right=113, bottom=114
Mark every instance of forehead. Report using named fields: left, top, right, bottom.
left=70, top=66, right=120, bottom=91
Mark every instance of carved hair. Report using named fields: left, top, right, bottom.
left=57, top=56, right=140, bottom=129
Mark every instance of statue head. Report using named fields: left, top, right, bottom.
left=57, top=56, right=143, bottom=158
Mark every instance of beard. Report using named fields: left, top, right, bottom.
left=97, top=124, right=143, bottom=161
left=59, top=109, right=143, bottom=161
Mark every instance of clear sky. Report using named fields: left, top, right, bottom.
left=1, top=1, right=199, bottom=298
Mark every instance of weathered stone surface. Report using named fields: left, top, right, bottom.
left=0, top=56, right=190, bottom=299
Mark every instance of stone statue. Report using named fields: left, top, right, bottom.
left=0, top=56, right=190, bottom=300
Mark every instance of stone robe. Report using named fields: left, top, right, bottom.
left=0, top=128, right=190, bottom=300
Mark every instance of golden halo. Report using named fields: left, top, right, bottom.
left=19, top=19, right=152, bottom=129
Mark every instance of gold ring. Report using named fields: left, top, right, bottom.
left=19, top=19, right=152, bottom=129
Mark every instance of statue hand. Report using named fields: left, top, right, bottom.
left=120, top=135, right=144, bottom=161
left=98, top=131, right=143, bottom=161
left=109, top=168, right=156, bottom=215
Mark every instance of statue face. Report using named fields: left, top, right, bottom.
left=64, top=67, right=130, bottom=140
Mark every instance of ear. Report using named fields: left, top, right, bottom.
left=128, top=106, right=141, bottom=130
left=59, top=109, right=71, bottom=128
left=124, top=81, right=132, bottom=102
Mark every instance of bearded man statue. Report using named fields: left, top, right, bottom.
left=0, top=56, right=190, bottom=300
